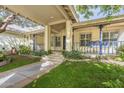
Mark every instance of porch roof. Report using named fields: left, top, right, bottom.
left=73, top=14, right=124, bottom=29
left=3, top=5, right=79, bottom=25
left=2, top=5, right=124, bottom=32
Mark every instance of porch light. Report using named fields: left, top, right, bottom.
left=50, top=16, right=54, bottom=19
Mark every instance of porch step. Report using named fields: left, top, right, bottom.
left=41, top=52, right=64, bottom=63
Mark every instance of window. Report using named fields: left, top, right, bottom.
left=103, top=32, right=118, bottom=41
left=80, top=33, right=91, bottom=46
left=110, top=32, right=118, bottom=41
left=51, top=36, right=54, bottom=47
left=55, top=37, right=61, bottom=47
left=51, top=36, right=61, bottom=47
left=103, top=32, right=109, bottom=41
left=103, top=31, right=118, bottom=46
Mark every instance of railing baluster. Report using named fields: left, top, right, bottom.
left=73, top=40, right=122, bottom=55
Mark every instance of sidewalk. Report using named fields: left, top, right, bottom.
left=0, top=53, right=64, bottom=88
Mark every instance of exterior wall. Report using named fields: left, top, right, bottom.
left=51, top=29, right=66, bottom=51
left=47, top=25, right=124, bottom=51
left=74, top=27, right=99, bottom=43
left=36, top=29, right=66, bottom=51
left=72, top=26, right=124, bottom=54
left=0, top=31, right=45, bottom=51
left=0, top=31, right=28, bottom=51
left=35, top=34, right=44, bottom=50
left=74, top=26, right=124, bottom=43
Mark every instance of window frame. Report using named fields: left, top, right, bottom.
left=102, top=31, right=119, bottom=46
left=80, top=33, right=92, bottom=46
left=103, top=31, right=119, bottom=41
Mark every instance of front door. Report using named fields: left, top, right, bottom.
left=63, top=36, right=66, bottom=50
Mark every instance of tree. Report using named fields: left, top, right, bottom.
left=0, top=14, right=15, bottom=33
left=76, top=5, right=124, bottom=20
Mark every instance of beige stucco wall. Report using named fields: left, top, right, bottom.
left=74, top=25, right=124, bottom=43
left=74, top=27, right=100, bottom=43
left=35, top=34, right=44, bottom=50
left=35, top=34, right=44, bottom=45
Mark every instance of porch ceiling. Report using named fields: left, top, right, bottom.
left=51, top=23, right=65, bottom=31
left=4, top=5, right=66, bottom=25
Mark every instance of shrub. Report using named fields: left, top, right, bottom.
left=19, top=45, right=31, bottom=55
left=0, top=52, right=5, bottom=61
left=62, top=50, right=83, bottom=59
left=117, top=45, right=124, bottom=60
left=48, top=50, right=52, bottom=54
left=5, top=56, right=13, bottom=63
left=32, top=50, right=51, bottom=56
left=0, top=51, right=12, bottom=63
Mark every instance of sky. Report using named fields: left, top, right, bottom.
left=78, top=7, right=124, bottom=22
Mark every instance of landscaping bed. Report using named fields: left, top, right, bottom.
left=25, top=61, right=124, bottom=88
left=0, top=61, right=10, bottom=67
left=0, top=55, right=41, bottom=72
left=0, top=45, right=52, bottom=72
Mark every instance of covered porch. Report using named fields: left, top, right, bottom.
left=2, top=5, right=124, bottom=55
left=3, top=5, right=78, bottom=52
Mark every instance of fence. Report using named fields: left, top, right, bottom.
left=73, top=41, right=124, bottom=55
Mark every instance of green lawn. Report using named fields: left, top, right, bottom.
left=26, top=61, right=124, bottom=88
left=0, top=55, right=40, bottom=72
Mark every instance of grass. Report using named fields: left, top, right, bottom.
left=26, top=61, right=124, bottom=88
left=0, top=55, right=41, bottom=72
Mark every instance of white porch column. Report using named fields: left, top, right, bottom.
left=28, top=34, right=31, bottom=45
left=44, top=25, right=51, bottom=51
left=66, top=20, right=72, bottom=51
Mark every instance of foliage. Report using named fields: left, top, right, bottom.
left=117, top=45, right=124, bottom=60
left=62, top=50, right=83, bottom=59
left=102, top=79, right=123, bottom=88
left=19, top=45, right=31, bottom=55
left=26, top=61, right=124, bottom=88
left=76, top=5, right=123, bottom=20
left=32, top=50, right=52, bottom=56
left=32, top=50, right=48, bottom=56
left=0, top=51, right=12, bottom=62
left=0, top=51, right=5, bottom=61
left=5, top=56, right=13, bottom=63
left=48, top=50, right=52, bottom=54
left=76, top=5, right=96, bottom=19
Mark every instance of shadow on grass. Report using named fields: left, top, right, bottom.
left=26, top=61, right=124, bottom=88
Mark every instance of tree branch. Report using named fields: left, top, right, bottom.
left=0, top=14, right=15, bottom=33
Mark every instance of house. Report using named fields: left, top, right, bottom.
left=1, top=5, right=124, bottom=55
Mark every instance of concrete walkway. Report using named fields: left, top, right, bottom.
left=101, top=59, right=124, bottom=66
left=0, top=52, right=64, bottom=88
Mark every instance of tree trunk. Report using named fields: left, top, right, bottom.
left=0, top=14, right=15, bottom=33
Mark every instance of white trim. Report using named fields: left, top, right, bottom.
left=48, top=19, right=66, bottom=25
left=56, top=5, right=69, bottom=20
left=68, top=5, right=79, bottom=22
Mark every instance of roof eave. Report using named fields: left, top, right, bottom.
left=68, top=5, right=79, bottom=22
